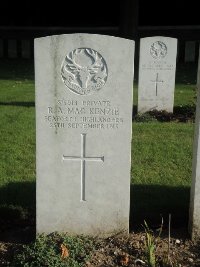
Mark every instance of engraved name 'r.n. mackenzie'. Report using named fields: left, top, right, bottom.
left=61, top=48, right=108, bottom=95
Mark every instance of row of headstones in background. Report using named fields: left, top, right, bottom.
left=0, top=38, right=198, bottom=63
left=0, top=39, right=31, bottom=59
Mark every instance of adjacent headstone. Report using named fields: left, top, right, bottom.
left=189, top=83, right=200, bottom=240
left=22, top=40, right=31, bottom=59
left=138, top=36, right=177, bottom=113
left=8, top=39, right=17, bottom=58
left=197, top=44, right=200, bottom=88
left=185, top=41, right=196, bottom=63
left=35, top=34, right=134, bottom=236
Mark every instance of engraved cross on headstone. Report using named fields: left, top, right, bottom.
left=62, top=133, right=104, bottom=202
left=151, top=73, right=164, bottom=96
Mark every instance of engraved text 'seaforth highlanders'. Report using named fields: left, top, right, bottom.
left=61, top=48, right=108, bottom=96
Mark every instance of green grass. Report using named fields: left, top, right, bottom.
left=174, top=84, right=196, bottom=106
left=0, top=60, right=35, bottom=222
left=131, top=62, right=197, bottom=227
left=131, top=122, right=194, bottom=228
left=0, top=59, right=198, bottom=230
left=132, top=122, right=193, bottom=186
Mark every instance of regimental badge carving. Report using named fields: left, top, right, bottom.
left=61, top=48, right=108, bottom=95
left=150, top=41, right=167, bottom=59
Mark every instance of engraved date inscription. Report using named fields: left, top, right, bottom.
left=44, top=99, right=124, bottom=130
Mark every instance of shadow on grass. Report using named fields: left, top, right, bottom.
left=130, top=184, right=190, bottom=231
left=0, top=101, right=35, bottom=107
left=0, top=181, right=36, bottom=209
left=0, top=181, right=190, bottom=240
left=0, top=181, right=36, bottom=242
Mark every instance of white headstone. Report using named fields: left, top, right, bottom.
left=138, top=36, right=177, bottom=113
left=8, top=39, right=17, bottom=58
left=185, top=41, right=196, bottom=63
left=35, top=34, right=134, bottom=236
left=189, top=73, right=200, bottom=240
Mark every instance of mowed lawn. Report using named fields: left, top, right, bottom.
left=0, top=60, right=35, bottom=222
left=0, top=59, right=197, bottom=229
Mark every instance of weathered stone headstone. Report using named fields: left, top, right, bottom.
left=138, top=36, right=177, bottom=113
left=185, top=41, right=196, bottom=63
left=35, top=34, right=134, bottom=236
left=8, top=39, right=17, bottom=58
left=189, top=74, right=200, bottom=240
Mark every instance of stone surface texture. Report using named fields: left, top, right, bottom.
left=189, top=82, right=200, bottom=240
left=138, top=36, right=177, bottom=113
left=35, top=34, right=134, bottom=236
